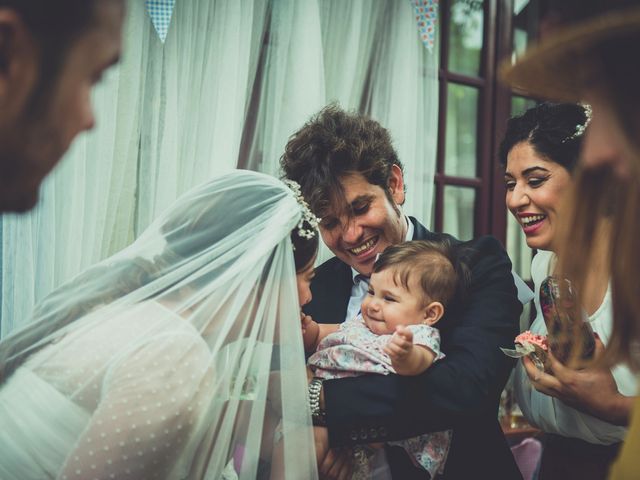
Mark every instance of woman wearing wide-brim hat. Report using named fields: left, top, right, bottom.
left=502, top=1, right=640, bottom=478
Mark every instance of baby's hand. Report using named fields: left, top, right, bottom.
left=301, top=313, right=321, bottom=352
left=301, top=313, right=314, bottom=334
left=384, top=325, right=414, bottom=360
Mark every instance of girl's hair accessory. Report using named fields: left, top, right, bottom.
left=282, top=179, right=321, bottom=240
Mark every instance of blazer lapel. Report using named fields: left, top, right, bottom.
left=409, top=216, right=439, bottom=242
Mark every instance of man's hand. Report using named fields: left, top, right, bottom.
left=306, top=366, right=325, bottom=410
left=308, top=372, right=350, bottom=478
left=314, top=426, right=353, bottom=480
left=523, top=336, right=633, bottom=425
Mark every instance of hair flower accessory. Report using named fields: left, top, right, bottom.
left=562, top=103, right=592, bottom=143
left=282, top=179, right=321, bottom=240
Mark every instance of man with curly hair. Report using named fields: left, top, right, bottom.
left=282, top=105, right=524, bottom=479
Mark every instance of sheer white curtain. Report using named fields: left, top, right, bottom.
left=317, top=0, right=440, bottom=260
left=1, top=0, right=440, bottom=337
left=242, top=0, right=440, bottom=261
left=136, top=0, right=268, bottom=228
left=366, top=0, right=439, bottom=224
left=240, top=0, right=326, bottom=176
left=0, top=0, right=148, bottom=335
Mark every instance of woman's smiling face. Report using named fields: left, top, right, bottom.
left=505, top=141, right=572, bottom=252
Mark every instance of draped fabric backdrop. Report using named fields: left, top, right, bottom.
left=0, top=0, right=439, bottom=337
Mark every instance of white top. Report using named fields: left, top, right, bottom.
left=0, top=302, right=212, bottom=480
left=514, top=250, right=637, bottom=444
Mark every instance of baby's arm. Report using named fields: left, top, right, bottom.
left=384, top=325, right=436, bottom=376
left=301, top=314, right=340, bottom=352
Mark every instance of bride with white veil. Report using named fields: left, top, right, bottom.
left=0, top=170, right=319, bottom=480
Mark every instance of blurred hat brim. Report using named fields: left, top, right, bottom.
left=501, top=7, right=640, bottom=102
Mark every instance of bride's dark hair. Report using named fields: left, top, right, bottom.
left=291, top=219, right=319, bottom=272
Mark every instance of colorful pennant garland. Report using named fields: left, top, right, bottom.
left=146, top=0, right=176, bottom=43
left=411, top=0, right=439, bottom=52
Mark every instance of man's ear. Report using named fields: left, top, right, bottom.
left=0, top=9, right=36, bottom=106
left=423, top=301, right=444, bottom=326
left=388, top=164, right=405, bottom=206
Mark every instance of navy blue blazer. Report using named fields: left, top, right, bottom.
left=305, top=218, right=523, bottom=479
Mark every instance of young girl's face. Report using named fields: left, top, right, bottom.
left=361, top=268, right=427, bottom=335
left=296, top=256, right=316, bottom=308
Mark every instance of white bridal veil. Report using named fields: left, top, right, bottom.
left=0, top=170, right=318, bottom=479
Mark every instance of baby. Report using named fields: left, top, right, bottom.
left=303, top=239, right=468, bottom=479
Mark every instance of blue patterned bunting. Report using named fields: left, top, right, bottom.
left=146, top=0, right=176, bottom=43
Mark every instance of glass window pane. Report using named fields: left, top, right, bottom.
left=443, top=186, right=475, bottom=240
left=512, top=0, right=540, bottom=62
left=445, top=84, right=478, bottom=178
left=511, top=95, right=536, bottom=117
left=448, top=0, right=484, bottom=76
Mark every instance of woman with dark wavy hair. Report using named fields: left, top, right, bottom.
left=500, top=102, right=637, bottom=479
left=502, top=1, right=640, bottom=477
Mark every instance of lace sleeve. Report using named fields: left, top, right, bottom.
left=57, top=332, right=211, bottom=480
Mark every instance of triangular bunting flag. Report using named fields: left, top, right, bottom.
left=146, top=0, right=176, bottom=43
left=411, top=0, right=439, bottom=52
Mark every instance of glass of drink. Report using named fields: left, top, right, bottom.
left=539, top=276, right=595, bottom=366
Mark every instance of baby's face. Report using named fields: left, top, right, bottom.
left=361, top=268, right=427, bottom=335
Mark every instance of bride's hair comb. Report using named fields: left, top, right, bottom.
left=282, top=179, right=321, bottom=240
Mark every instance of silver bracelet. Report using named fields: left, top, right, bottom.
left=308, top=377, right=326, bottom=426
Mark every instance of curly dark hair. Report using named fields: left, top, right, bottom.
left=498, top=102, right=588, bottom=173
left=280, top=104, right=404, bottom=218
